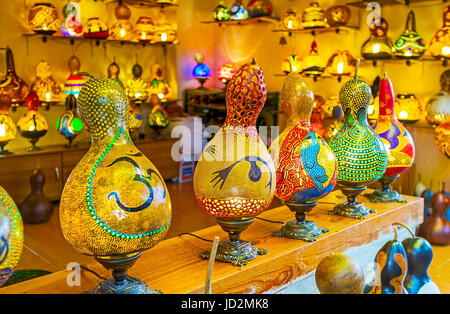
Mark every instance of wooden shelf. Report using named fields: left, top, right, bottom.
left=273, top=25, right=359, bottom=36
left=360, top=57, right=448, bottom=67
left=201, top=16, right=279, bottom=27
left=0, top=190, right=423, bottom=294
left=122, top=0, right=178, bottom=9
left=346, top=0, right=445, bottom=8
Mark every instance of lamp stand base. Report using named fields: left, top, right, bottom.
left=366, top=175, right=406, bottom=203
left=199, top=217, right=267, bottom=267
left=272, top=201, right=329, bottom=242
left=327, top=185, right=375, bottom=219
left=90, top=253, right=161, bottom=294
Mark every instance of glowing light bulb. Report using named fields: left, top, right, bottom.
left=0, top=124, right=5, bottom=137
left=405, top=50, right=412, bottom=57
left=288, top=20, right=293, bottom=29
left=158, top=93, right=164, bottom=100
left=161, top=33, right=168, bottom=42
left=399, top=111, right=408, bottom=119
left=28, top=125, right=35, bottom=131
left=45, top=92, right=51, bottom=101
left=135, top=93, right=141, bottom=98
left=142, top=33, right=146, bottom=40
left=442, top=46, right=450, bottom=56
left=337, top=62, right=344, bottom=74
left=292, top=65, right=298, bottom=72
left=42, top=23, right=48, bottom=30
left=120, top=29, right=126, bottom=38
left=372, top=44, right=380, bottom=54
left=368, top=104, right=374, bottom=115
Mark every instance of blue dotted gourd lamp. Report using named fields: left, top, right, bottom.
left=59, top=77, right=171, bottom=294
left=328, top=60, right=388, bottom=219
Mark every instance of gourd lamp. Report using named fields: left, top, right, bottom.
left=326, top=50, right=357, bottom=81
left=59, top=77, right=172, bottom=294
left=280, top=9, right=300, bottom=31
left=109, top=3, right=134, bottom=41
left=217, top=64, right=237, bottom=87
left=393, top=10, right=426, bottom=59
left=229, top=0, right=248, bottom=21
left=27, top=2, right=60, bottom=35
left=367, top=73, right=415, bottom=203
left=0, top=95, right=16, bottom=155
left=17, top=91, right=48, bottom=152
left=135, top=17, right=154, bottom=43
left=56, top=94, right=83, bottom=147
left=214, top=1, right=230, bottom=21
left=0, top=47, right=29, bottom=110
left=328, top=60, right=388, bottom=219
left=64, top=56, right=85, bottom=98
left=83, top=17, right=109, bottom=39
left=152, top=10, right=177, bottom=44
left=247, top=0, right=272, bottom=18
left=148, top=63, right=171, bottom=101
left=435, top=122, right=450, bottom=159
left=301, top=40, right=325, bottom=78
left=148, top=94, right=170, bottom=139
left=126, top=61, right=148, bottom=106
left=301, top=2, right=327, bottom=29
left=30, top=60, right=62, bottom=107
left=427, top=69, right=450, bottom=127
left=107, top=60, right=124, bottom=88
left=193, top=59, right=276, bottom=266
left=395, top=93, right=424, bottom=124
left=361, top=18, right=393, bottom=60
left=429, top=6, right=450, bottom=61
left=0, top=186, right=23, bottom=286
left=60, top=2, right=83, bottom=37
left=128, top=107, right=143, bottom=139
left=281, top=55, right=301, bottom=74
left=270, top=70, right=337, bottom=241
left=193, top=53, right=212, bottom=89
left=324, top=5, right=351, bottom=27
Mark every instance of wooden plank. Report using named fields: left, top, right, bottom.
left=0, top=190, right=423, bottom=294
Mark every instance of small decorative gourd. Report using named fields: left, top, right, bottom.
left=56, top=94, right=83, bottom=147
left=0, top=186, right=23, bottom=286
left=270, top=70, right=337, bottom=242
left=107, top=60, right=124, bottom=88
left=328, top=60, right=388, bottom=219
left=393, top=10, right=426, bottom=59
left=60, top=77, right=172, bottom=294
left=368, top=73, right=415, bottom=203
left=193, top=59, right=275, bottom=266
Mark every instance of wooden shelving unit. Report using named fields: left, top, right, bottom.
left=273, top=25, right=360, bottom=36
left=201, top=16, right=279, bottom=27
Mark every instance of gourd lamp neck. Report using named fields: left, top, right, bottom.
left=379, top=72, right=396, bottom=117
left=281, top=71, right=314, bottom=127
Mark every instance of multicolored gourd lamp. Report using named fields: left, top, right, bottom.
left=315, top=253, right=364, bottom=294
left=0, top=47, right=29, bottom=110
left=281, top=54, right=301, bottom=74
left=323, top=105, right=344, bottom=142
left=0, top=95, right=16, bottom=155
left=217, top=63, right=237, bottom=88
left=30, top=60, right=62, bottom=109
left=328, top=60, right=388, bottom=219
left=393, top=10, right=426, bottom=59
left=56, top=94, right=83, bottom=147
left=0, top=186, right=24, bottom=286
left=17, top=91, right=48, bottom=152
left=148, top=94, right=170, bottom=139
left=301, top=40, right=325, bottom=79
left=83, top=17, right=109, bottom=39
left=27, top=2, right=60, bottom=35
left=269, top=71, right=337, bottom=241
left=152, top=10, right=177, bottom=44
left=135, top=16, right=154, bottom=43
left=280, top=9, right=300, bottom=31
left=367, top=73, right=415, bottom=203
left=148, top=63, right=171, bottom=101
left=60, top=2, right=83, bottom=37
left=301, top=2, right=327, bottom=29
left=247, top=0, right=272, bottom=18
left=214, top=1, right=230, bottom=21
left=229, top=0, right=248, bottom=21
left=193, top=59, right=275, bottom=266
left=64, top=55, right=85, bottom=98
left=109, top=3, right=134, bottom=41
left=126, top=61, right=148, bottom=106
left=59, top=77, right=172, bottom=294
left=361, top=18, right=393, bottom=61
left=193, top=53, right=212, bottom=89
left=324, top=5, right=351, bottom=27
left=429, top=6, right=450, bottom=61
left=427, top=69, right=450, bottom=127
left=128, top=107, right=143, bottom=139
left=326, top=50, right=356, bottom=82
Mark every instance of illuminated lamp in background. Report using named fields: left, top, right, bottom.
left=152, top=10, right=177, bottom=44
left=83, top=18, right=109, bottom=39
left=27, top=2, right=60, bottom=35
left=56, top=94, right=83, bottom=147
left=326, top=50, right=357, bottom=82
left=247, top=0, right=272, bottom=18
left=367, top=76, right=381, bottom=126
left=368, top=73, right=415, bottom=203
left=30, top=60, right=62, bottom=109
left=64, top=56, right=85, bottom=98
left=393, top=10, right=426, bottom=59
left=323, top=105, right=344, bottom=142
left=429, top=6, right=450, bottom=61
left=302, top=40, right=325, bottom=79
left=395, top=94, right=424, bottom=125
left=301, top=2, right=327, bottom=29
left=60, top=2, right=83, bottom=38
left=193, top=53, right=212, bottom=89
left=148, top=63, right=171, bottom=102
left=217, top=64, right=237, bottom=87
left=128, top=107, right=143, bottom=140
left=280, top=9, right=300, bottom=31
left=311, top=94, right=326, bottom=137
left=126, top=61, right=148, bottom=106
left=324, top=5, right=351, bottom=27
left=281, top=55, right=302, bottom=74
left=361, top=17, right=393, bottom=60
left=16, top=91, right=48, bottom=152
left=148, top=94, right=170, bottom=139
left=229, top=0, right=248, bottom=21
left=0, top=95, right=16, bottom=155
left=109, top=3, right=134, bottom=41
left=135, top=17, right=154, bottom=43
left=427, top=69, right=450, bottom=127
left=107, top=60, right=124, bottom=88
left=435, top=122, right=450, bottom=159
left=0, top=47, right=29, bottom=110
left=214, top=1, right=230, bottom=21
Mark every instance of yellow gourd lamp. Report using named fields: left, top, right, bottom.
left=301, top=2, right=327, bottom=29
left=148, top=94, right=170, bottom=139
left=280, top=9, right=300, bottom=31
left=361, top=18, right=393, bottom=61
left=395, top=94, right=424, bottom=124
left=59, top=77, right=172, bottom=294
left=326, top=50, right=357, bottom=82
left=270, top=69, right=337, bottom=241
left=0, top=186, right=24, bottom=286
left=152, top=10, right=177, bottom=44
left=435, top=122, right=450, bottom=159
left=30, top=60, right=62, bottom=109
left=126, top=61, right=148, bottom=106
left=17, top=91, right=48, bottom=152
left=368, top=73, right=415, bottom=203
left=27, top=2, right=60, bottom=35
left=427, top=69, right=450, bottom=127
left=148, top=63, right=171, bottom=101
left=282, top=54, right=301, bottom=74
left=135, top=16, right=154, bottom=43
left=429, top=6, right=450, bottom=61
left=109, top=3, right=134, bottom=41
left=328, top=60, right=388, bottom=219
left=193, top=59, right=275, bottom=266
left=0, top=95, right=16, bottom=155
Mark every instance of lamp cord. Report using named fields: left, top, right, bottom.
left=80, top=265, right=108, bottom=280
left=178, top=232, right=213, bottom=242
left=254, top=217, right=284, bottom=224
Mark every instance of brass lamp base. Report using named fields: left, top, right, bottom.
left=327, top=184, right=375, bottom=219
left=272, top=201, right=329, bottom=242
left=366, top=175, right=406, bottom=203
left=199, top=217, right=267, bottom=267
left=90, top=253, right=162, bottom=294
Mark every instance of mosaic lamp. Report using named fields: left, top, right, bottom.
left=229, top=0, right=248, bottom=21
left=214, top=1, right=230, bottom=21
left=269, top=70, right=337, bottom=242
left=393, top=10, right=426, bottom=59
left=367, top=73, right=415, bottom=203
left=282, top=54, right=302, bottom=74
left=0, top=95, right=17, bottom=155
left=193, top=53, right=212, bottom=89
left=56, top=94, right=83, bottom=147
left=148, top=63, right=171, bottom=102
left=426, top=69, right=450, bottom=127
left=429, top=6, right=450, bottom=60
left=59, top=77, right=172, bottom=294
left=17, top=91, right=48, bottom=152
left=193, top=59, right=276, bottom=266
left=328, top=60, right=388, bottom=219
left=27, top=2, right=60, bottom=35
left=0, top=186, right=24, bottom=286
left=217, top=63, right=237, bottom=87
left=361, top=18, right=393, bottom=60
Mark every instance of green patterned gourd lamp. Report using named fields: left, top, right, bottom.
left=59, top=77, right=171, bottom=294
left=328, top=60, right=388, bottom=219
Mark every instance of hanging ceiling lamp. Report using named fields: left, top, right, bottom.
left=361, top=17, right=394, bottom=60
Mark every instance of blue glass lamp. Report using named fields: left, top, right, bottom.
left=193, top=53, right=212, bottom=89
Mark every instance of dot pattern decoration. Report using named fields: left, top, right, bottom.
left=0, top=187, right=23, bottom=286
left=196, top=196, right=268, bottom=218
